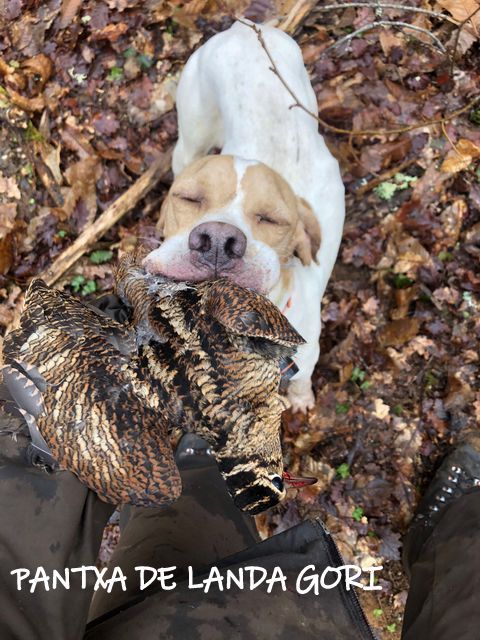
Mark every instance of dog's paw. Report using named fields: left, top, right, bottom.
left=287, top=381, right=315, bottom=414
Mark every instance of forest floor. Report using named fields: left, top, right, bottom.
left=1, top=1, right=480, bottom=637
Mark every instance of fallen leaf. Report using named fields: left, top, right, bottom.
left=441, top=138, right=480, bottom=173
left=59, top=0, right=83, bottom=28
left=5, top=87, right=45, bottom=111
left=63, top=157, right=101, bottom=226
left=373, top=398, right=391, bottom=420
left=0, top=203, right=17, bottom=239
left=21, top=54, right=53, bottom=90
left=38, top=142, right=63, bottom=185
left=379, top=30, right=404, bottom=56
left=0, top=173, right=21, bottom=200
left=378, top=318, right=421, bottom=348
left=0, top=235, right=14, bottom=275
left=90, top=23, right=129, bottom=42
left=436, top=0, right=480, bottom=35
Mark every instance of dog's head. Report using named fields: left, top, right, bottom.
left=143, top=155, right=321, bottom=294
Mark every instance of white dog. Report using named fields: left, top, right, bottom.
left=143, top=21, right=345, bottom=412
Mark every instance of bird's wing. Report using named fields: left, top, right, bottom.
left=2, top=280, right=181, bottom=508
left=201, top=279, right=306, bottom=347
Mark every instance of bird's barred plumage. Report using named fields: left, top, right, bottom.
left=0, top=250, right=305, bottom=514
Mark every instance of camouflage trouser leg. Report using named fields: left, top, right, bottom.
left=0, top=434, right=115, bottom=640
left=402, top=490, right=480, bottom=640
left=0, top=432, right=374, bottom=640
left=86, top=436, right=374, bottom=640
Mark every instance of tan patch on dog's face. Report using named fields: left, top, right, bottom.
left=158, top=155, right=319, bottom=263
left=147, top=154, right=321, bottom=294
left=159, top=156, right=238, bottom=236
left=240, top=164, right=300, bottom=262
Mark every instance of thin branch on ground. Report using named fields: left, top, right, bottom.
left=314, top=3, right=458, bottom=25
left=240, top=20, right=480, bottom=138
left=40, top=148, right=172, bottom=287
left=319, top=20, right=447, bottom=57
left=449, top=5, right=480, bottom=75
left=441, top=121, right=461, bottom=157
left=355, top=157, right=420, bottom=196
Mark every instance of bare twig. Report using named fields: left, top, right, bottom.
left=240, top=20, right=480, bottom=138
left=449, top=5, right=480, bottom=75
left=320, top=20, right=447, bottom=57
left=441, top=121, right=461, bottom=157
left=40, top=148, right=172, bottom=286
left=355, top=156, right=420, bottom=196
left=314, top=3, right=458, bottom=25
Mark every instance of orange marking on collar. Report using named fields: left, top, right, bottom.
left=280, top=361, right=295, bottom=375
left=281, top=297, right=292, bottom=314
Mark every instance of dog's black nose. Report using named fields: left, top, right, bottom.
left=188, top=222, right=247, bottom=269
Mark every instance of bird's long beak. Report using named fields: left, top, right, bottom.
left=283, top=471, right=317, bottom=488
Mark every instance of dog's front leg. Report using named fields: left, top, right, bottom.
left=287, top=339, right=318, bottom=413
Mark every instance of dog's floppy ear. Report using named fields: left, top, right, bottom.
left=294, top=197, right=321, bottom=265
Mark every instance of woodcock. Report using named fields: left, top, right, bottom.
left=0, top=250, right=314, bottom=514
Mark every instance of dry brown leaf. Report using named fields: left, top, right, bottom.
left=441, top=138, right=480, bottom=173
left=59, top=0, right=83, bottom=28
left=436, top=0, right=480, bottom=34
left=392, top=285, right=419, bottom=320
left=0, top=203, right=17, bottom=240
left=438, top=198, right=466, bottom=248
left=21, top=53, right=53, bottom=89
left=0, top=173, right=21, bottom=200
left=90, top=23, right=129, bottom=42
left=444, top=372, right=475, bottom=410
left=393, top=234, right=432, bottom=274
left=62, top=157, right=101, bottom=225
left=38, top=142, right=63, bottom=185
left=0, top=235, right=14, bottom=275
left=378, top=317, right=421, bottom=348
left=379, top=30, right=403, bottom=56
left=5, top=87, right=45, bottom=112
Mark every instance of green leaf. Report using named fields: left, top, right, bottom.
left=70, top=275, right=86, bottom=293
left=438, top=250, right=453, bottom=262
left=108, top=66, right=123, bottom=82
left=392, top=404, right=403, bottom=416
left=373, top=608, right=383, bottom=618
left=374, top=181, right=397, bottom=201
left=138, top=54, right=154, bottom=69
left=335, top=402, right=350, bottom=415
left=81, top=280, right=97, bottom=296
left=393, top=273, right=415, bottom=289
left=469, top=107, right=480, bottom=126
left=425, top=370, right=439, bottom=388
left=386, top=623, right=397, bottom=633
left=89, top=249, right=113, bottom=264
left=394, top=172, right=417, bottom=189
left=336, top=463, right=350, bottom=480
left=462, top=291, right=474, bottom=306
left=352, top=506, right=364, bottom=522
left=25, top=121, right=44, bottom=142
left=9, top=60, right=20, bottom=69
left=360, top=380, right=372, bottom=391
left=57, top=230, right=67, bottom=238
left=123, top=47, right=137, bottom=58
left=351, top=366, right=366, bottom=383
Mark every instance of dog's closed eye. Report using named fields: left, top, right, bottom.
left=172, top=192, right=203, bottom=205
left=256, top=213, right=279, bottom=225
